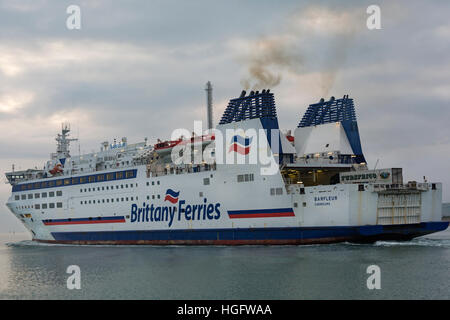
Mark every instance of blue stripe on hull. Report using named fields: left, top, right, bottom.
left=45, top=222, right=449, bottom=245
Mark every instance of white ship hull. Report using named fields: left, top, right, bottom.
left=5, top=164, right=447, bottom=245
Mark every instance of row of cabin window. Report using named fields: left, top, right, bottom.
left=237, top=174, right=254, bottom=183
left=102, top=161, right=130, bottom=169
left=17, top=203, right=63, bottom=210
left=80, top=183, right=137, bottom=193
left=36, top=203, right=63, bottom=209
left=15, top=191, right=62, bottom=201
left=16, top=170, right=136, bottom=191
left=146, top=181, right=161, bottom=186
left=80, top=196, right=138, bottom=205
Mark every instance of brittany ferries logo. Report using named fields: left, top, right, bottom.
left=164, top=189, right=180, bottom=204
left=130, top=189, right=221, bottom=227
left=228, top=135, right=253, bottom=155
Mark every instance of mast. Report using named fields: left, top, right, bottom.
left=53, top=123, right=78, bottom=159
left=205, top=81, right=213, bottom=130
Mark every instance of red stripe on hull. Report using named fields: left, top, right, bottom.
left=43, top=219, right=125, bottom=226
left=229, top=212, right=295, bottom=219
left=35, top=236, right=353, bottom=246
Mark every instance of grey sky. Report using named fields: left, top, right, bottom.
left=0, top=0, right=449, bottom=232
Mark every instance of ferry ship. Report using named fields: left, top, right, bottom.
left=4, top=89, right=448, bottom=245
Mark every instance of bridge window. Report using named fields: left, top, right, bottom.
left=35, top=204, right=40, bottom=210
left=49, top=203, right=55, bottom=209
left=57, top=203, right=62, bottom=208
left=42, top=192, right=47, bottom=198
left=15, top=195, right=19, bottom=201
left=49, top=192, right=55, bottom=197
left=42, top=204, right=48, bottom=209
left=57, top=191, right=62, bottom=196
left=28, top=194, right=33, bottom=199
left=126, top=171, right=134, bottom=178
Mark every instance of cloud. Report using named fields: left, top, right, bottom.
left=0, top=91, right=34, bottom=113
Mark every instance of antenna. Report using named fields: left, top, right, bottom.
left=205, top=81, right=213, bottom=130
left=374, top=159, right=379, bottom=170
left=77, top=124, right=81, bottom=157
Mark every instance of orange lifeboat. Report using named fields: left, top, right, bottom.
left=49, top=163, right=63, bottom=175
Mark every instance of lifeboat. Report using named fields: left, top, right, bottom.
left=49, top=163, right=63, bottom=175
left=153, top=134, right=215, bottom=156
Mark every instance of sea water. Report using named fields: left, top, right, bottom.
left=0, top=228, right=449, bottom=300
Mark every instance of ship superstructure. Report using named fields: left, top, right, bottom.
left=4, top=89, right=448, bottom=245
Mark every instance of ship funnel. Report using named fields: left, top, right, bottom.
left=297, top=95, right=366, bottom=164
